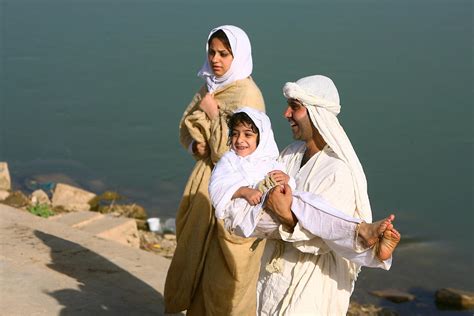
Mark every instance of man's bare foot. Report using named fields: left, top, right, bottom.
left=376, top=228, right=401, bottom=261
left=358, top=215, right=395, bottom=248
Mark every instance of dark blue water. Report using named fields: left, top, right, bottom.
left=1, top=0, right=472, bottom=313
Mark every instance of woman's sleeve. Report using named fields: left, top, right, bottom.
left=178, top=88, right=205, bottom=150
left=208, top=111, right=232, bottom=164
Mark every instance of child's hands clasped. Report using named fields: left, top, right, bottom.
left=233, top=187, right=263, bottom=206
left=268, top=170, right=290, bottom=186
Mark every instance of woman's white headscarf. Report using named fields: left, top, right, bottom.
left=209, top=107, right=282, bottom=233
left=197, top=25, right=253, bottom=93
left=283, top=75, right=372, bottom=222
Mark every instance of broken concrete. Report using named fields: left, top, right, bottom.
left=52, top=183, right=96, bottom=212
left=0, top=162, right=11, bottom=190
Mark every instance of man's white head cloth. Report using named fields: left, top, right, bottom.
left=283, top=75, right=372, bottom=222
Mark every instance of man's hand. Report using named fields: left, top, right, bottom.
left=192, top=141, right=209, bottom=158
left=199, top=93, right=219, bottom=120
left=265, top=183, right=297, bottom=231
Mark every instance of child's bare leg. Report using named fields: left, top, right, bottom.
left=376, top=228, right=401, bottom=261
left=358, top=214, right=395, bottom=248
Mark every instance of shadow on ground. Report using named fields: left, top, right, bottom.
left=35, top=231, right=164, bottom=315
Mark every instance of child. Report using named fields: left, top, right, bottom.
left=209, top=107, right=400, bottom=263
left=209, top=107, right=292, bottom=238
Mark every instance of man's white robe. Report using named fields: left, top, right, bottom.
left=257, top=141, right=383, bottom=315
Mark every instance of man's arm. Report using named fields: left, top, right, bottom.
left=265, top=184, right=298, bottom=232
left=266, top=183, right=392, bottom=269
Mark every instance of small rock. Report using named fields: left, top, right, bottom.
left=0, top=162, right=11, bottom=190
left=370, top=289, right=415, bottom=303
left=435, top=288, right=474, bottom=309
left=138, top=230, right=176, bottom=259
left=0, top=189, right=10, bottom=201
left=135, top=219, right=148, bottom=231
left=348, top=302, right=398, bottom=316
left=98, top=203, right=147, bottom=220
left=99, top=190, right=123, bottom=201
left=52, top=183, right=96, bottom=212
left=3, top=191, right=30, bottom=208
left=163, top=233, right=176, bottom=241
left=30, top=189, right=51, bottom=205
left=89, top=191, right=123, bottom=210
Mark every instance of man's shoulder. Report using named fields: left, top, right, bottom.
left=321, top=147, right=352, bottom=175
left=280, top=141, right=306, bottom=155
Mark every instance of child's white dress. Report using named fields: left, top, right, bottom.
left=209, top=107, right=292, bottom=238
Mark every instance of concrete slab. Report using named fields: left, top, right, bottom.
left=79, top=216, right=140, bottom=248
left=49, top=211, right=104, bottom=228
left=49, top=211, right=139, bottom=248
left=0, top=162, right=11, bottom=190
left=0, top=204, right=175, bottom=315
left=0, top=189, right=9, bottom=201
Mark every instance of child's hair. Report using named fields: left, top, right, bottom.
left=227, top=112, right=260, bottom=146
left=208, top=29, right=233, bottom=56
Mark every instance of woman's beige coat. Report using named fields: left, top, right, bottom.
left=164, top=77, right=266, bottom=315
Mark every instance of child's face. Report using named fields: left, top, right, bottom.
left=231, top=122, right=258, bottom=157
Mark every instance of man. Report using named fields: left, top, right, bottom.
left=257, top=75, right=399, bottom=315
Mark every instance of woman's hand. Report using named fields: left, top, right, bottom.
left=192, top=141, right=210, bottom=158
left=269, top=170, right=290, bottom=185
left=199, top=93, right=220, bottom=120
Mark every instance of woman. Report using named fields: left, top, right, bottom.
left=164, top=25, right=266, bottom=315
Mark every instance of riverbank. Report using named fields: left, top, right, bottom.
left=0, top=203, right=173, bottom=315
left=1, top=162, right=472, bottom=315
